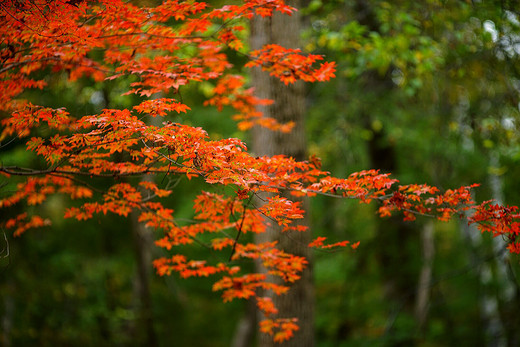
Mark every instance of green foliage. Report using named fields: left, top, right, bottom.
left=304, top=0, right=520, bottom=345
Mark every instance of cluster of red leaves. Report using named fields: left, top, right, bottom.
left=1, top=175, right=92, bottom=235
left=377, top=183, right=478, bottom=222
left=0, top=0, right=518, bottom=343
left=204, top=74, right=295, bottom=132
left=308, top=236, right=360, bottom=250
left=469, top=201, right=520, bottom=254
left=246, top=44, right=337, bottom=84
left=260, top=317, right=300, bottom=343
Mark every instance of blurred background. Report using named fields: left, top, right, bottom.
left=1, top=0, right=520, bottom=346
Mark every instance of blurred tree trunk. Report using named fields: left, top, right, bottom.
left=485, top=153, right=519, bottom=346
left=354, top=1, right=422, bottom=342
left=414, top=221, right=434, bottom=332
left=127, top=109, right=162, bottom=347
left=1, top=279, right=14, bottom=347
left=461, top=117, right=518, bottom=346
left=231, top=298, right=257, bottom=347
left=98, top=87, right=158, bottom=346
left=130, top=207, right=158, bottom=347
left=461, top=204, right=506, bottom=347
left=366, top=118, right=420, bottom=313
left=249, top=1, right=315, bottom=346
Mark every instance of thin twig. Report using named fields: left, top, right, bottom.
left=229, top=194, right=254, bottom=261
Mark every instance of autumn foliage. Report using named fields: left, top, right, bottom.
left=0, top=0, right=518, bottom=342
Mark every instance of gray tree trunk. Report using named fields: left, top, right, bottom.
left=250, top=1, right=315, bottom=346
left=130, top=206, right=158, bottom=347
left=1, top=279, right=14, bottom=347
left=127, top=111, right=162, bottom=347
left=414, top=221, right=434, bottom=332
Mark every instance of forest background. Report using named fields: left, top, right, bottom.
left=1, top=0, right=520, bottom=346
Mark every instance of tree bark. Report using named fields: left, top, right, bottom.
left=486, top=153, right=519, bottom=347
left=461, top=206, right=506, bottom=347
left=231, top=298, right=257, bottom=347
left=250, top=2, right=315, bottom=346
left=414, top=221, right=434, bottom=332
left=130, top=208, right=158, bottom=347
left=128, top=110, right=162, bottom=347
left=1, top=279, right=14, bottom=347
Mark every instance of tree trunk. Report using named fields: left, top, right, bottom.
left=250, top=2, right=315, bottom=346
left=130, top=208, right=158, bottom=347
left=231, top=298, right=257, bottom=347
left=460, top=125, right=518, bottom=346
left=353, top=1, right=421, bottom=340
left=461, top=206, right=506, bottom=347
left=367, top=122, right=421, bottom=332
left=1, top=279, right=14, bottom=347
left=128, top=110, right=162, bottom=347
left=414, top=221, right=434, bottom=332
left=486, top=153, right=519, bottom=347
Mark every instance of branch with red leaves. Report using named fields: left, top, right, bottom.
left=0, top=0, right=518, bottom=343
